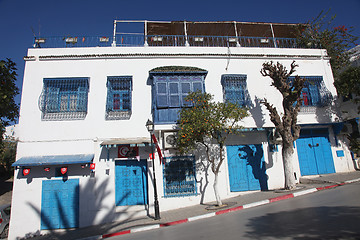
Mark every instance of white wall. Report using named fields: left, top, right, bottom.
left=9, top=45, right=353, bottom=239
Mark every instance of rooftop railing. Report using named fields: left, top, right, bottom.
left=33, top=35, right=320, bottom=49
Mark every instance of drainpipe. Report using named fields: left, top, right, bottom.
left=234, top=21, right=240, bottom=47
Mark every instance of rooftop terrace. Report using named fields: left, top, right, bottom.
left=33, top=20, right=319, bottom=49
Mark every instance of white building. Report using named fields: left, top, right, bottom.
left=9, top=21, right=356, bottom=239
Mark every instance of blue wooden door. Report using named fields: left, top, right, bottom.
left=227, top=144, right=267, bottom=192
left=296, top=129, right=335, bottom=176
left=115, top=160, right=148, bottom=206
left=41, top=179, right=79, bottom=230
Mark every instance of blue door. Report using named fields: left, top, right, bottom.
left=296, top=129, right=335, bottom=176
left=41, top=179, right=79, bottom=230
left=115, top=160, right=148, bottom=206
left=227, top=144, right=268, bottom=192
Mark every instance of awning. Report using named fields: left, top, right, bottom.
left=12, top=154, right=94, bottom=167
left=100, top=137, right=151, bottom=147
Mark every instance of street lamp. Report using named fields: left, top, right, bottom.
left=146, top=119, right=161, bottom=220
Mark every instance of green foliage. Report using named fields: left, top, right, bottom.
left=335, top=66, right=360, bottom=111
left=296, top=10, right=358, bottom=78
left=177, top=91, right=248, bottom=154
left=0, top=58, right=19, bottom=143
left=0, top=138, right=17, bottom=174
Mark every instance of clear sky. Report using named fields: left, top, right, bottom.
left=0, top=0, right=359, bottom=112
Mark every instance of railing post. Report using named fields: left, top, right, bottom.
left=184, top=21, right=189, bottom=47
left=112, top=20, right=117, bottom=47
left=144, top=20, right=149, bottom=47
left=234, top=21, right=240, bottom=47
left=270, top=23, right=277, bottom=48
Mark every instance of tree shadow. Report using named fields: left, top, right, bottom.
left=249, top=96, right=266, bottom=128
left=237, top=145, right=268, bottom=191
left=245, top=206, right=360, bottom=239
left=312, top=96, right=342, bottom=124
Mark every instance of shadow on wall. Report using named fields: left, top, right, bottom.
left=22, top=171, right=149, bottom=239
left=245, top=206, right=360, bottom=239
left=314, top=96, right=341, bottom=123
left=238, top=145, right=268, bottom=191
left=249, top=96, right=266, bottom=128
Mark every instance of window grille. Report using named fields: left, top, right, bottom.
left=106, top=76, right=132, bottom=120
left=39, top=78, right=89, bottom=120
left=152, top=74, right=205, bottom=124
left=288, top=76, right=332, bottom=107
left=163, top=156, right=197, bottom=197
left=221, top=74, right=251, bottom=107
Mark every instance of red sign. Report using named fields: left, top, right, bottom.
left=118, top=145, right=139, bottom=158
left=44, top=167, right=50, bottom=172
left=23, top=168, right=30, bottom=176
left=90, top=163, right=95, bottom=170
left=61, top=167, right=67, bottom=175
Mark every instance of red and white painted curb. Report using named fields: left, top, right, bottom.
left=88, top=179, right=360, bottom=239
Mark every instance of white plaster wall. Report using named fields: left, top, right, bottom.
left=10, top=45, right=355, bottom=239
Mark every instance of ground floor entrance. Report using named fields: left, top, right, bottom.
left=41, top=179, right=79, bottom=230
left=226, top=144, right=268, bottom=191
left=296, top=128, right=335, bottom=176
left=115, top=160, right=148, bottom=206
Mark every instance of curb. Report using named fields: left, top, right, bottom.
left=99, top=179, right=359, bottom=239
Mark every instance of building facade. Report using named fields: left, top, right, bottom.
left=9, top=21, right=356, bottom=239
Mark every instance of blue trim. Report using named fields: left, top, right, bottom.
left=12, top=154, right=94, bottom=167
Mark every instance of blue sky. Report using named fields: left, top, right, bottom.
left=1, top=0, right=359, bottom=113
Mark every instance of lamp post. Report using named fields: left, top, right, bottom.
left=146, top=119, right=161, bottom=220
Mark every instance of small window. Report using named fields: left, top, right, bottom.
left=163, top=156, right=197, bottom=197
left=39, top=78, right=89, bottom=120
left=106, top=76, right=132, bottom=120
left=221, top=74, right=250, bottom=107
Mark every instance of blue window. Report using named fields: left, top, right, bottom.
left=40, top=77, right=89, bottom=120
left=163, top=156, right=197, bottom=197
left=106, top=76, right=132, bottom=120
left=288, top=76, right=332, bottom=107
left=152, top=74, right=205, bottom=124
left=221, top=74, right=250, bottom=107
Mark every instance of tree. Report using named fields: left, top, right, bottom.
left=260, top=61, right=305, bottom=190
left=0, top=138, right=17, bottom=176
left=177, top=91, right=248, bottom=206
left=0, top=58, right=19, bottom=145
left=296, top=10, right=358, bottom=78
left=334, top=66, right=360, bottom=112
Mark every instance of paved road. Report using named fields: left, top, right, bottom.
left=114, top=182, right=360, bottom=240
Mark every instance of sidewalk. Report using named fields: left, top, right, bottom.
left=30, top=171, right=360, bottom=240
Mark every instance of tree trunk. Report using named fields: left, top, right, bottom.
left=213, top=173, right=223, bottom=206
left=282, top=143, right=296, bottom=190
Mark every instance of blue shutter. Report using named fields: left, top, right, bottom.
left=309, top=82, right=320, bottom=106
left=169, top=82, right=180, bottom=107
left=157, top=82, right=168, bottom=107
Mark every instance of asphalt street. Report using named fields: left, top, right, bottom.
left=114, top=182, right=360, bottom=240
